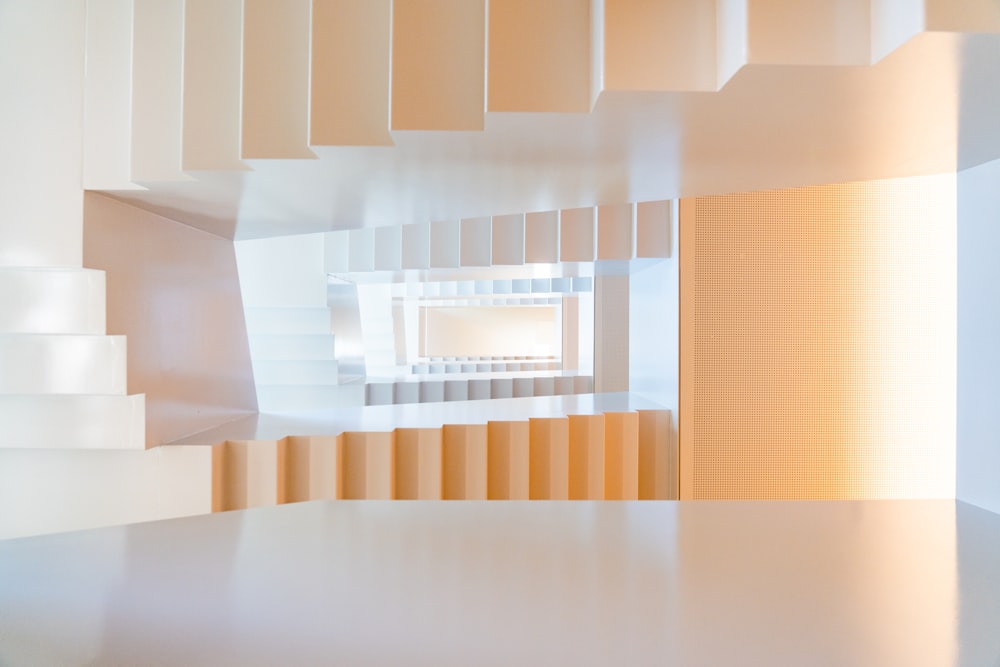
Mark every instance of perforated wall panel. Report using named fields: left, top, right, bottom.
left=680, top=176, right=955, bottom=499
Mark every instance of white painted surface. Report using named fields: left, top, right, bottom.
left=716, top=0, right=748, bottom=87
left=0, top=335, right=127, bottom=395
left=560, top=207, right=596, bottom=261
left=0, top=394, right=144, bottom=450
left=870, top=0, right=925, bottom=63
left=310, top=0, right=393, bottom=146
left=131, top=0, right=187, bottom=182
left=0, top=445, right=212, bottom=539
left=182, top=0, right=245, bottom=170
left=0, top=268, right=105, bottom=335
left=236, top=233, right=328, bottom=307
left=603, top=0, right=717, bottom=91
left=83, top=0, right=135, bottom=189
left=746, top=0, right=870, bottom=66
left=594, top=274, right=628, bottom=392
left=0, top=1, right=85, bottom=266
left=487, top=0, right=591, bottom=112
left=3, top=500, right=997, bottom=665
left=491, top=213, right=525, bottom=265
left=241, top=0, right=314, bottom=158
left=391, top=0, right=486, bottom=130
left=460, top=217, right=492, bottom=267
left=423, top=307, right=559, bottom=358
left=957, top=157, right=1000, bottom=515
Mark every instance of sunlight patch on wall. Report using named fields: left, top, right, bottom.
left=681, top=174, right=956, bottom=499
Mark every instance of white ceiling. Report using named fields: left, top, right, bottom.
left=100, top=32, right=1000, bottom=241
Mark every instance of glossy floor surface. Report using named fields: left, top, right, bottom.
left=1, top=500, right=998, bottom=666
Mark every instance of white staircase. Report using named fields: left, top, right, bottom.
left=236, top=234, right=366, bottom=412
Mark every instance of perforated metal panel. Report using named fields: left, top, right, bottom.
left=681, top=177, right=955, bottom=499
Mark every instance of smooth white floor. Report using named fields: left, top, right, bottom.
left=1, top=500, right=997, bottom=666
left=168, top=392, right=666, bottom=444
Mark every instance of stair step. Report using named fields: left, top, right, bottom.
left=0, top=394, right=145, bottom=449
left=487, top=0, right=590, bottom=113
left=0, top=444, right=212, bottom=539
left=248, top=334, right=336, bottom=361
left=244, top=307, right=331, bottom=335
left=0, top=334, right=127, bottom=394
left=212, top=409, right=673, bottom=509
left=252, top=359, right=340, bottom=386
left=309, top=0, right=393, bottom=147
left=0, top=268, right=105, bottom=335
left=256, top=384, right=365, bottom=412
left=390, top=0, right=485, bottom=131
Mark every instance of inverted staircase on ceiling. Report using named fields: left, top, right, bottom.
left=80, top=0, right=1000, bottom=212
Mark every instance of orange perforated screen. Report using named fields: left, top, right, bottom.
left=680, top=176, right=955, bottom=499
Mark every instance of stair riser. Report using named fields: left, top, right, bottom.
left=0, top=394, right=145, bottom=449
left=0, top=269, right=105, bottom=335
left=0, top=335, right=127, bottom=395
left=214, top=410, right=673, bottom=508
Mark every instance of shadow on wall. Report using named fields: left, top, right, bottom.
left=83, top=192, right=257, bottom=446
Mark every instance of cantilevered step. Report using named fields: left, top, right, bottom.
left=248, top=334, right=336, bottom=361
left=243, top=307, right=332, bottom=335
left=364, top=374, right=593, bottom=406
left=0, top=334, right=126, bottom=394
left=325, top=201, right=672, bottom=274
left=211, top=409, right=673, bottom=510
left=256, top=384, right=365, bottom=413
left=0, top=394, right=145, bottom=449
left=0, top=268, right=106, bottom=335
left=0, top=444, right=212, bottom=539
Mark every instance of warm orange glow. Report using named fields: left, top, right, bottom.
left=681, top=175, right=956, bottom=499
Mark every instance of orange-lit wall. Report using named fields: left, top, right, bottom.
left=84, top=193, right=257, bottom=446
left=680, top=175, right=956, bottom=499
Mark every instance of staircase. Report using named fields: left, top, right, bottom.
left=7, top=0, right=996, bottom=539
left=83, top=0, right=988, bottom=184
left=213, top=409, right=672, bottom=508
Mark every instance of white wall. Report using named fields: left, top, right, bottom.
left=629, top=259, right=677, bottom=408
left=422, top=306, right=559, bottom=358
left=0, top=1, right=86, bottom=267
left=84, top=193, right=257, bottom=445
left=957, top=157, right=1000, bottom=514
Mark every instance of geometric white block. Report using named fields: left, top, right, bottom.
left=525, top=210, right=559, bottom=263
left=461, top=217, right=492, bottom=267
left=0, top=334, right=127, bottom=394
left=244, top=307, right=332, bottom=334
left=248, top=334, right=336, bottom=361
left=560, top=207, right=595, bottom=261
left=365, top=382, right=395, bottom=406
left=0, top=444, right=213, bottom=539
left=255, top=384, right=365, bottom=412
left=444, top=379, right=469, bottom=401
left=251, top=359, right=340, bottom=386
left=597, top=203, right=634, bottom=260
left=419, top=380, right=445, bottom=403
left=373, top=226, right=402, bottom=271
left=0, top=394, right=145, bottom=449
left=512, top=377, right=534, bottom=397
left=468, top=378, right=491, bottom=400
left=430, top=220, right=461, bottom=268
left=0, top=268, right=106, bottom=334
left=492, top=213, right=524, bottom=265
left=348, top=228, right=375, bottom=272
left=636, top=200, right=671, bottom=258
left=393, top=382, right=420, bottom=404
left=401, top=223, right=430, bottom=270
